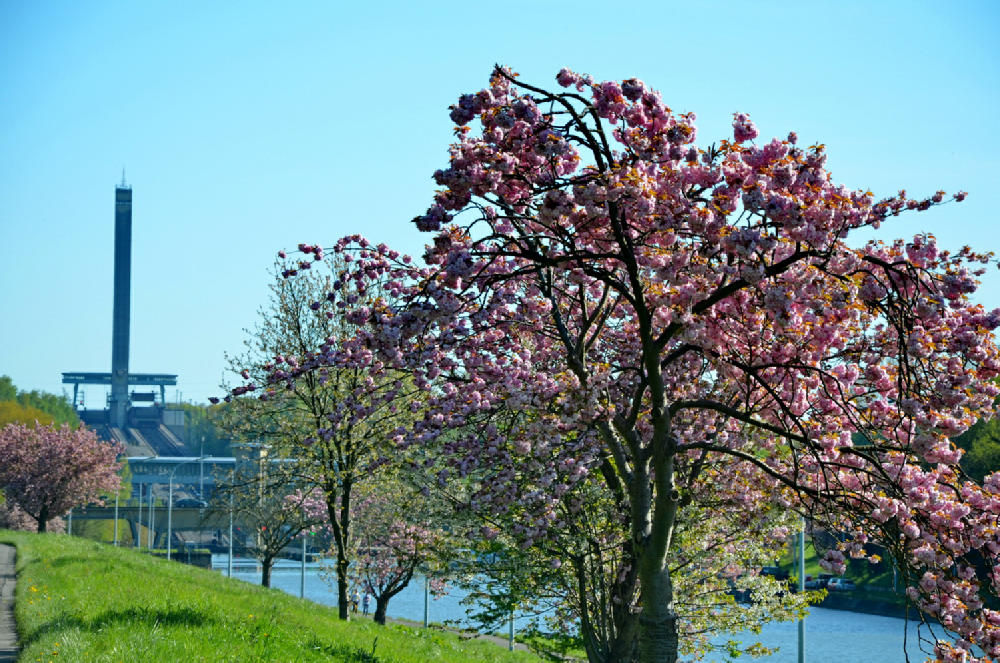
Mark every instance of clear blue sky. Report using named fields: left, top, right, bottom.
left=1, top=1, right=998, bottom=406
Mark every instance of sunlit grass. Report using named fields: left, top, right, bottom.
left=1, top=530, right=541, bottom=662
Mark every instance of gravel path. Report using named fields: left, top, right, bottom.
left=0, top=544, right=17, bottom=663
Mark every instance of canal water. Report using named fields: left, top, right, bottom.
left=212, top=555, right=935, bottom=662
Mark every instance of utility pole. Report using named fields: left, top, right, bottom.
left=798, top=518, right=806, bottom=663
left=300, top=533, right=307, bottom=598
left=424, top=574, right=430, bottom=628
left=228, top=492, right=234, bottom=577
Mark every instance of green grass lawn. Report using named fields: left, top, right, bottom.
left=0, top=530, right=541, bottom=663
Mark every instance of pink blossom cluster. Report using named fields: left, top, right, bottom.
left=0, top=499, right=64, bottom=533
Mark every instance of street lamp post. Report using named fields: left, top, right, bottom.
left=199, top=437, right=205, bottom=498
left=147, top=487, right=154, bottom=549
left=300, top=532, right=307, bottom=599
left=167, top=456, right=208, bottom=561
left=424, top=574, right=430, bottom=628
left=798, top=517, right=806, bottom=663
left=227, top=492, right=234, bottom=577
left=138, top=484, right=146, bottom=549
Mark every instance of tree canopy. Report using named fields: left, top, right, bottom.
left=0, top=376, right=78, bottom=427
left=242, top=67, right=1000, bottom=662
left=0, top=423, right=123, bottom=532
left=172, top=402, right=230, bottom=456
left=219, top=257, right=424, bottom=620
left=0, top=400, right=55, bottom=428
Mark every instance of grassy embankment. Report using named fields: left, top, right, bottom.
left=0, top=530, right=541, bottom=663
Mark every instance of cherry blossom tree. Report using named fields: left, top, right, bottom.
left=219, top=256, right=423, bottom=618
left=248, top=67, right=1000, bottom=662
left=303, top=479, right=450, bottom=625
left=214, top=465, right=324, bottom=587
left=0, top=423, right=122, bottom=533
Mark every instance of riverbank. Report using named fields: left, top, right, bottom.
left=816, top=590, right=911, bottom=620
left=0, top=530, right=540, bottom=662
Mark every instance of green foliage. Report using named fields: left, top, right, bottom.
left=0, top=376, right=15, bottom=401
left=954, top=417, right=1000, bottom=483
left=0, top=375, right=78, bottom=426
left=74, top=465, right=133, bottom=545
left=114, top=461, right=133, bottom=502
left=0, top=400, right=54, bottom=428
left=174, top=402, right=230, bottom=456
left=71, top=519, right=119, bottom=542
left=0, top=530, right=540, bottom=663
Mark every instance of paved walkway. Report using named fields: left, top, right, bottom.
left=0, top=544, right=17, bottom=663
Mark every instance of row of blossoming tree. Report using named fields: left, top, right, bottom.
left=233, top=67, right=1000, bottom=663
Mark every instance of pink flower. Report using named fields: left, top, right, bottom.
left=556, top=68, right=579, bottom=88
left=733, top=112, right=759, bottom=143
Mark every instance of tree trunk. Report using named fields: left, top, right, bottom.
left=374, top=597, right=389, bottom=625
left=261, top=558, right=274, bottom=588
left=36, top=506, right=48, bottom=533
left=36, top=518, right=46, bottom=533
left=637, top=562, right=678, bottom=663
left=604, top=621, right=640, bottom=663
left=371, top=570, right=414, bottom=627
left=329, top=476, right=352, bottom=621
left=337, top=561, right=350, bottom=620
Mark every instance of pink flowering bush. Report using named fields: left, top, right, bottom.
left=0, top=423, right=122, bottom=532
left=246, top=67, right=1000, bottom=662
left=302, top=482, right=450, bottom=625
left=0, top=498, right=64, bottom=533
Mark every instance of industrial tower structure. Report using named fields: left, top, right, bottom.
left=62, top=178, right=187, bottom=456
left=110, top=179, right=132, bottom=428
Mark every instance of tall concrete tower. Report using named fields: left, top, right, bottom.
left=110, top=177, right=132, bottom=428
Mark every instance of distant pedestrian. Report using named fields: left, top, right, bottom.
left=351, top=590, right=360, bottom=613
left=363, top=592, right=371, bottom=616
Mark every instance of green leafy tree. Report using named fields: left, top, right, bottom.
left=0, top=376, right=15, bottom=402
left=173, top=402, right=230, bottom=456
left=0, top=401, right=55, bottom=428
left=955, top=418, right=1000, bottom=484
left=221, top=256, right=424, bottom=619
left=0, top=375, right=78, bottom=426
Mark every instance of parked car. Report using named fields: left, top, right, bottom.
left=826, top=577, right=856, bottom=591
left=804, top=573, right=835, bottom=590
left=760, top=566, right=790, bottom=581
left=174, top=498, right=208, bottom=508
